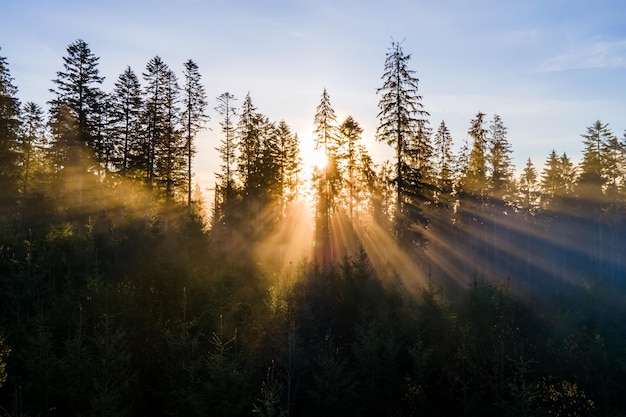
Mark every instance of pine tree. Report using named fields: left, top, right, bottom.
left=0, top=50, right=21, bottom=210
left=49, top=39, right=104, bottom=159
left=577, top=120, right=614, bottom=202
left=156, top=68, right=184, bottom=201
left=338, top=116, right=364, bottom=218
left=376, top=40, right=430, bottom=242
left=539, top=150, right=561, bottom=207
left=432, top=120, right=455, bottom=200
left=92, top=92, right=116, bottom=178
left=110, top=66, right=142, bottom=177
left=487, top=114, right=514, bottom=200
left=518, top=158, right=538, bottom=210
left=601, top=132, right=625, bottom=201
left=181, top=59, right=208, bottom=208
left=313, top=88, right=338, bottom=155
left=461, top=111, right=488, bottom=199
left=214, top=92, right=238, bottom=237
left=539, top=150, right=577, bottom=209
left=237, top=93, right=264, bottom=202
left=274, top=120, right=301, bottom=212
left=141, top=56, right=170, bottom=190
left=20, top=101, right=46, bottom=195
left=312, top=89, right=342, bottom=266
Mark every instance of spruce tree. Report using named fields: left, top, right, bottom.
left=577, top=120, right=614, bottom=202
left=156, top=68, right=184, bottom=201
left=213, top=92, right=238, bottom=237
left=460, top=111, right=488, bottom=199
left=0, top=50, right=21, bottom=210
left=274, top=120, right=301, bottom=211
left=376, top=40, right=429, bottom=242
left=49, top=39, right=104, bottom=159
left=338, top=116, right=364, bottom=218
left=601, top=131, right=625, bottom=201
left=20, top=101, right=46, bottom=195
left=141, top=56, right=170, bottom=190
left=487, top=114, right=514, bottom=200
left=313, top=88, right=338, bottom=155
left=181, top=59, right=208, bottom=208
left=518, top=158, right=538, bottom=210
left=237, top=93, right=263, bottom=201
left=539, top=150, right=561, bottom=207
left=432, top=120, right=455, bottom=200
left=110, top=66, right=142, bottom=177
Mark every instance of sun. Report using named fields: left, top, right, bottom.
left=300, top=135, right=329, bottom=179
left=307, top=148, right=329, bottom=171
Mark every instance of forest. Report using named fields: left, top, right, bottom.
left=0, top=38, right=625, bottom=416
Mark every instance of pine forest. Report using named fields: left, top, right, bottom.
left=1, top=39, right=626, bottom=416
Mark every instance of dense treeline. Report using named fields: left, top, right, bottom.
left=1, top=39, right=626, bottom=416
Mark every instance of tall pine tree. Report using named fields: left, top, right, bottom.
left=376, top=40, right=429, bottom=244
left=181, top=59, right=208, bottom=208
left=0, top=50, right=21, bottom=212
left=49, top=39, right=104, bottom=164
left=110, top=66, right=142, bottom=177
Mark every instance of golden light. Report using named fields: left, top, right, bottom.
left=306, top=147, right=329, bottom=172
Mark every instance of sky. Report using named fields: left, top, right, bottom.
left=2, top=0, right=626, bottom=193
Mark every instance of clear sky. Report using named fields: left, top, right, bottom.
left=2, top=0, right=626, bottom=191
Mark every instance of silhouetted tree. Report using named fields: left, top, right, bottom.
left=20, top=101, right=47, bottom=195
left=577, top=120, right=614, bottom=202
left=432, top=120, right=455, bottom=204
left=376, top=40, right=430, bottom=243
left=0, top=50, right=21, bottom=211
left=313, top=88, right=338, bottom=155
left=181, top=59, right=208, bottom=208
left=141, top=56, right=170, bottom=190
left=213, top=92, right=238, bottom=239
left=518, top=158, right=538, bottom=210
left=110, top=66, right=142, bottom=177
left=156, top=68, right=184, bottom=201
left=48, top=39, right=104, bottom=169
left=487, top=114, right=514, bottom=201
left=338, top=116, right=363, bottom=218
left=460, top=111, right=488, bottom=200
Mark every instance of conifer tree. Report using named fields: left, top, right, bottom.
left=313, top=88, right=338, bottom=155
left=539, top=150, right=577, bottom=209
left=274, top=120, right=301, bottom=212
left=601, top=131, right=625, bottom=201
left=460, top=111, right=488, bottom=199
left=141, top=56, right=170, bottom=190
left=312, top=89, right=342, bottom=266
left=338, top=116, right=364, bottom=218
left=539, top=150, right=561, bottom=206
left=156, top=68, right=184, bottom=201
left=94, top=93, right=117, bottom=178
left=110, top=66, right=142, bottom=177
left=432, top=120, right=455, bottom=200
left=577, top=120, right=614, bottom=202
left=20, top=101, right=46, bottom=195
left=238, top=93, right=264, bottom=202
left=0, top=50, right=21, bottom=210
left=518, top=158, right=538, bottom=210
left=181, top=59, right=208, bottom=208
left=487, top=114, right=514, bottom=200
left=49, top=39, right=104, bottom=161
left=376, top=40, right=430, bottom=242
left=214, top=92, right=238, bottom=236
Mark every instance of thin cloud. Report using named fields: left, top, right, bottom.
left=540, top=39, right=626, bottom=71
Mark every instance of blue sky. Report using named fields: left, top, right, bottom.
left=2, top=0, right=626, bottom=189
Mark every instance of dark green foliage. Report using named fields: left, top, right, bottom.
left=0, top=50, right=21, bottom=215
left=376, top=40, right=431, bottom=246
